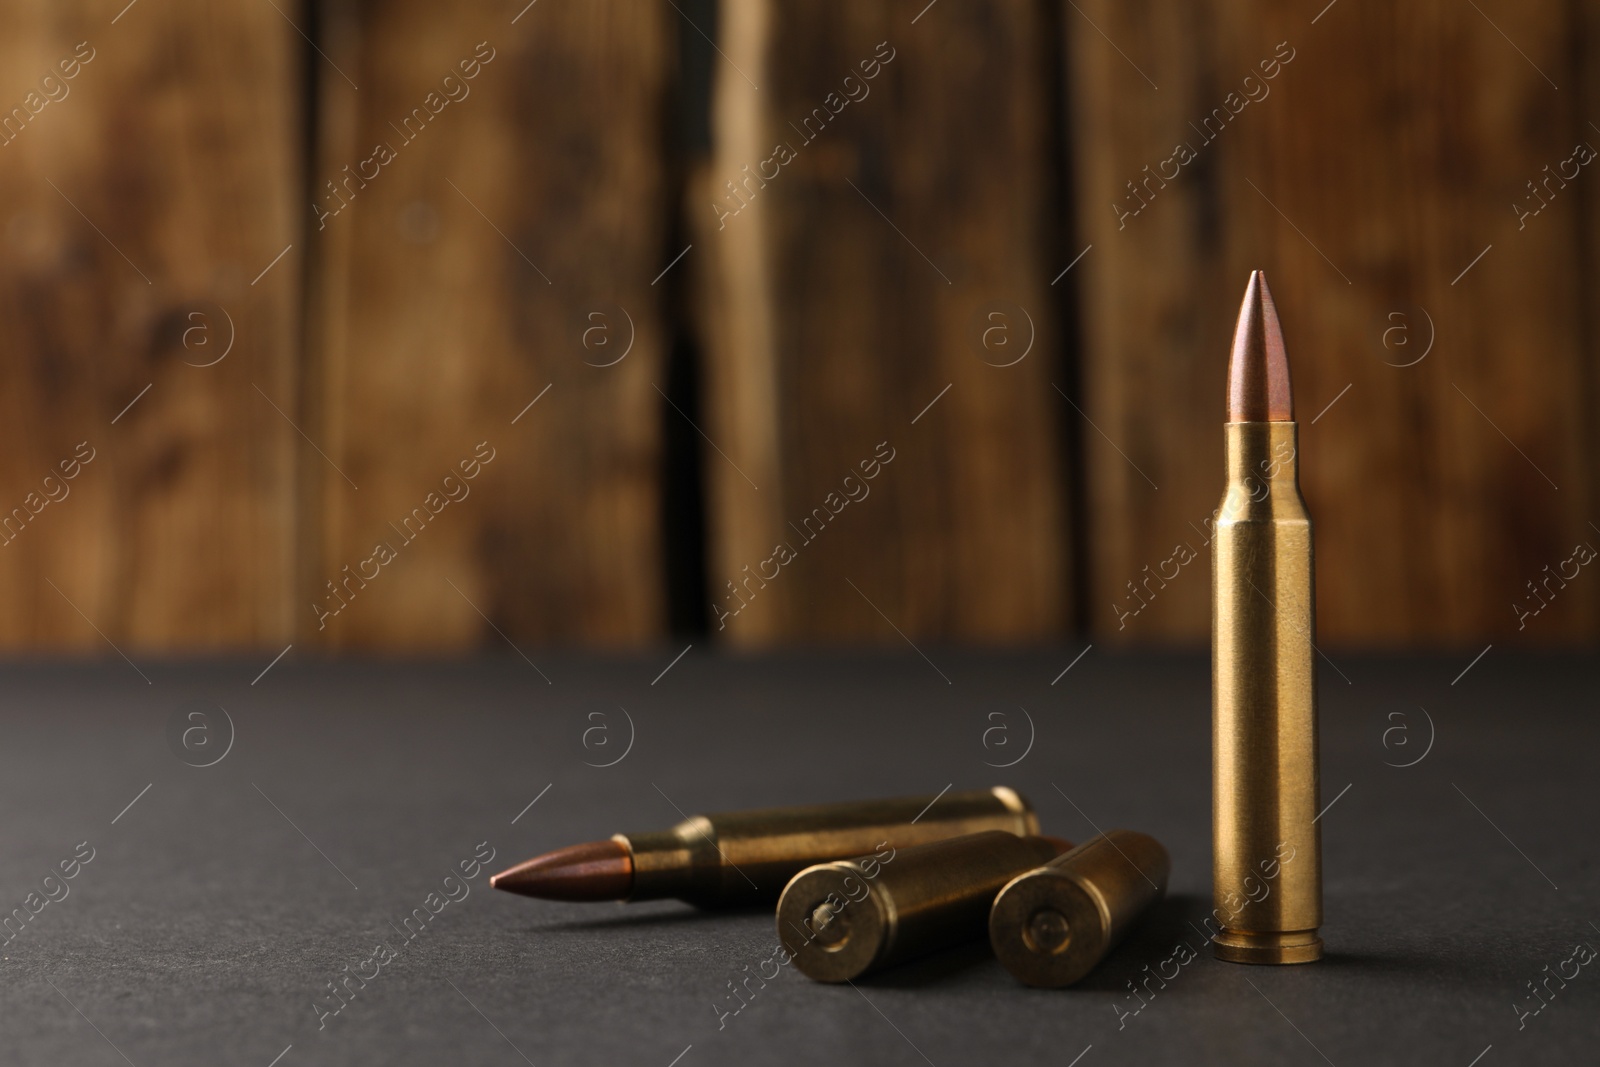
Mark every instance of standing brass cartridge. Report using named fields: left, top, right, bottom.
left=989, top=830, right=1169, bottom=987
left=1212, top=271, right=1322, bottom=964
left=491, top=787, right=1039, bottom=907
left=776, top=830, right=1068, bottom=982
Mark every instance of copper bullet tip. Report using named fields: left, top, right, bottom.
left=489, top=839, right=634, bottom=901
left=1227, top=270, right=1294, bottom=422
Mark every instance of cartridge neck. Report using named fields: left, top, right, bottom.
left=617, top=820, right=719, bottom=902
left=1220, top=421, right=1305, bottom=522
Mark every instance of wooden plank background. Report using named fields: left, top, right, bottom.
left=0, top=0, right=1589, bottom=651
left=1067, top=0, right=1596, bottom=645
left=0, top=0, right=299, bottom=651
left=691, top=0, right=1072, bottom=645
left=305, top=0, right=674, bottom=648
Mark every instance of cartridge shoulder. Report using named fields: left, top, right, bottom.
left=1215, top=486, right=1311, bottom=525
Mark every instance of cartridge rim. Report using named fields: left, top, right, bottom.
left=776, top=862, right=891, bottom=983
left=988, top=786, right=1040, bottom=836
left=1211, top=928, right=1323, bottom=965
left=989, top=868, right=1110, bottom=988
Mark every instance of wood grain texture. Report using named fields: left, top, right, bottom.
left=1068, top=0, right=1596, bottom=644
left=0, top=0, right=1590, bottom=651
left=694, top=0, right=1071, bottom=645
left=0, top=0, right=299, bottom=649
left=305, top=0, right=674, bottom=648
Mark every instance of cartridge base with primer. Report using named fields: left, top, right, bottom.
left=777, top=830, right=1068, bottom=983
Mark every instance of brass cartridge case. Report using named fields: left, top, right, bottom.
left=622, top=787, right=1037, bottom=906
left=776, top=830, right=1064, bottom=982
left=1213, top=420, right=1322, bottom=963
left=989, top=830, right=1169, bottom=987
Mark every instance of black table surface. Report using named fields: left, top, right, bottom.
left=1, top=648, right=1595, bottom=1066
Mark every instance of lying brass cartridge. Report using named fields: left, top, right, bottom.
left=491, top=787, right=1038, bottom=907
left=1212, top=271, right=1322, bottom=964
left=989, top=830, right=1169, bottom=987
left=776, top=830, right=1068, bottom=982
